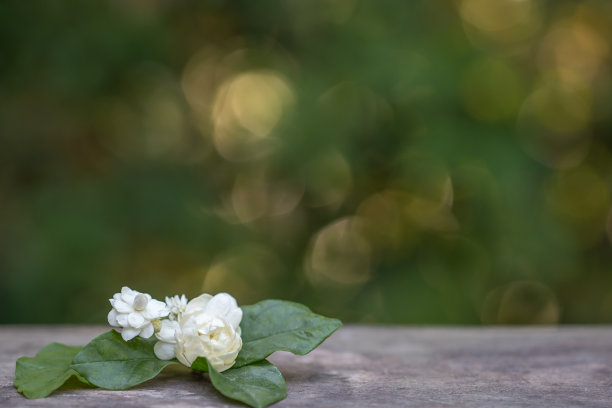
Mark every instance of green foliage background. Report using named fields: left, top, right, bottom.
left=2, top=0, right=612, bottom=324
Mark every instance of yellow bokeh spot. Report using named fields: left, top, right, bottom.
left=229, top=72, right=293, bottom=138
left=522, top=82, right=592, bottom=134
left=517, top=81, right=593, bottom=169
left=305, top=217, right=371, bottom=287
left=227, top=170, right=304, bottom=224
left=182, top=47, right=223, bottom=120
left=459, top=0, right=542, bottom=50
left=212, top=70, right=294, bottom=161
left=481, top=281, right=560, bottom=324
left=538, top=19, right=608, bottom=87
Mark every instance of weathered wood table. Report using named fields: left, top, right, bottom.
left=1, top=326, right=611, bottom=407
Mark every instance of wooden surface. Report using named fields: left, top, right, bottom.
left=1, top=326, right=611, bottom=407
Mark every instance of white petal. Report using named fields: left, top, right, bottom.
left=181, top=342, right=204, bottom=367
left=121, top=286, right=137, bottom=304
left=121, top=328, right=140, bottom=341
left=193, top=313, right=220, bottom=332
left=143, top=299, right=169, bottom=320
left=184, top=318, right=197, bottom=332
left=206, top=293, right=239, bottom=319
left=127, top=312, right=146, bottom=328
left=139, top=323, right=154, bottom=339
left=225, top=308, right=242, bottom=329
left=116, top=313, right=128, bottom=327
left=185, top=294, right=212, bottom=313
left=209, top=355, right=234, bottom=372
left=154, top=341, right=176, bottom=360
left=156, top=320, right=179, bottom=343
left=113, top=300, right=132, bottom=314
left=217, top=343, right=241, bottom=363
left=107, top=309, right=119, bottom=327
left=175, top=350, right=190, bottom=367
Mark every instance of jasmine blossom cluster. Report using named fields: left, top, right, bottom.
left=108, top=287, right=168, bottom=341
left=165, top=294, right=188, bottom=321
left=156, top=293, right=242, bottom=372
left=107, top=287, right=243, bottom=372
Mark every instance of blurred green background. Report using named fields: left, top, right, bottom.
left=2, top=0, right=612, bottom=325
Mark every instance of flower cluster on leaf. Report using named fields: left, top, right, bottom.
left=15, top=287, right=342, bottom=408
left=108, top=287, right=168, bottom=341
left=107, top=288, right=243, bottom=372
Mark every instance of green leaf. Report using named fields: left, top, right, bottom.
left=208, top=359, right=287, bottom=408
left=14, top=342, right=90, bottom=398
left=190, top=357, right=208, bottom=372
left=71, top=330, right=177, bottom=389
left=235, top=299, right=342, bottom=367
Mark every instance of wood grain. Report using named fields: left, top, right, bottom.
left=1, top=326, right=611, bottom=407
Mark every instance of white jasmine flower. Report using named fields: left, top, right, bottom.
left=165, top=294, right=188, bottom=321
left=154, top=319, right=180, bottom=360
left=154, top=292, right=242, bottom=372
left=108, top=286, right=169, bottom=341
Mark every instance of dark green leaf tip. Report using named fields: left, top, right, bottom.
left=14, top=342, right=89, bottom=398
